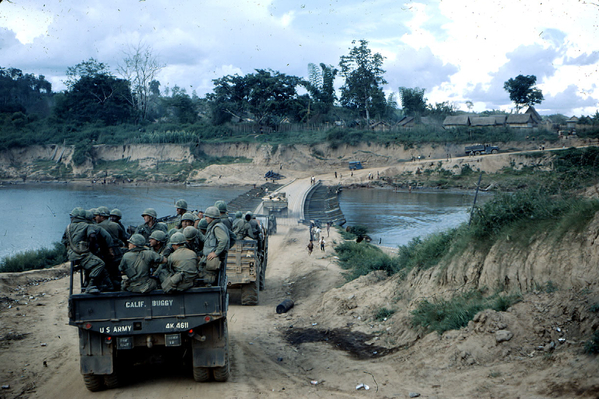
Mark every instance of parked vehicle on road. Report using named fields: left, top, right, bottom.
left=465, top=144, right=499, bottom=156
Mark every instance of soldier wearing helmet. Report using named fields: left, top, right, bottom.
left=174, top=199, right=188, bottom=228
left=119, top=234, right=166, bottom=293
left=95, top=206, right=128, bottom=287
left=148, top=230, right=170, bottom=256
left=199, top=206, right=230, bottom=285
left=233, top=211, right=252, bottom=239
left=135, top=208, right=168, bottom=244
left=183, top=226, right=203, bottom=255
left=155, top=232, right=198, bottom=293
left=214, top=200, right=233, bottom=230
left=62, top=207, right=115, bottom=293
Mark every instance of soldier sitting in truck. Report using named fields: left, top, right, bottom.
left=135, top=208, right=168, bottom=244
left=119, top=234, right=167, bottom=294
left=155, top=232, right=199, bottom=293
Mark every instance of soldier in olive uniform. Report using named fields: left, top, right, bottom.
left=183, top=226, right=203, bottom=256
left=199, top=206, right=230, bottom=285
left=174, top=199, right=188, bottom=229
left=234, top=211, right=253, bottom=239
left=149, top=230, right=172, bottom=257
left=62, top=207, right=114, bottom=294
left=135, top=208, right=168, bottom=244
left=214, top=200, right=233, bottom=230
left=95, top=206, right=128, bottom=287
left=155, top=232, right=198, bottom=293
left=119, top=234, right=166, bottom=293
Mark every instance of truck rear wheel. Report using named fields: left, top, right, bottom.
left=212, top=328, right=230, bottom=382
left=104, top=372, right=120, bottom=389
left=259, top=263, right=266, bottom=291
left=241, top=280, right=259, bottom=305
left=193, top=367, right=211, bottom=382
left=475, top=151, right=481, bottom=155
left=491, top=149, right=498, bottom=154
left=83, top=374, right=104, bottom=392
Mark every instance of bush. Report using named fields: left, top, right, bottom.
left=411, top=290, right=521, bottom=334
left=0, top=242, right=67, bottom=273
left=584, top=330, right=599, bottom=354
left=374, top=307, right=395, bottom=321
left=397, top=230, right=457, bottom=272
left=334, top=241, right=402, bottom=281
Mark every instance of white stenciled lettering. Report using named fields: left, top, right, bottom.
left=125, top=301, right=145, bottom=308
left=113, top=325, right=132, bottom=333
left=166, top=323, right=174, bottom=329
left=152, top=299, right=174, bottom=307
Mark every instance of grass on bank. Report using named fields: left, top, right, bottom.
left=0, top=242, right=67, bottom=273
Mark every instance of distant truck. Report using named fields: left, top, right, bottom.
left=225, top=226, right=268, bottom=306
left=68, top=266, right=229, bottom=391
left=262, top=192, right=288, bottom=217
left=465, top=144, right=499, bottom=156
left=348, top=161, right=363, bottom=170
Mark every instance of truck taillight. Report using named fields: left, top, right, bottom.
left=187, top=329, right=195, bottom=337
left=205, top=316, right=211, bottom=322
left=105, top=336, right=112, bottom=345
left=83, top=323, right=92, bottom=330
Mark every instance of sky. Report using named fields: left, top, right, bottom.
left=1, top=0, right=598, bottom=116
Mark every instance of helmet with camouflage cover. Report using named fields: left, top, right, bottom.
left=110, top=208, right=123, bottom=218
left=169, top=232, right=186, bottom=245
left=90, top=208, right=100, bottom=216
left=183, top=226, right=198, bottom=240
left=129, top=234, right=146, bottom=247
left=198, top=218, right=208, bottom=230
left=84, top=210, right=94, bottom=221
left=204, top=206, right=220, bottom=219
left=235, top=211, right=242, bottom=218
left=214, top=200, right=228, bottom=213
left=175, top=199, right=188, bottom=210
left=181, top=212, right=196, bottom=222
left=141, top=208, right=158, bottom=218
left=70, top=207, right=84, bottom=218
left=149, top=230, right=167, bottom=243
left=97, top=206, right=110, bottom=217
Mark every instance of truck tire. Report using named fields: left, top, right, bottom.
left=241, top=280, right=259, bottom=305
left=259, top=260, right=266, bottom=291
left=491, top=149, right=498, bottom=154
left=475, top=151, right=481, bottom=155
left=193, top=367, right=211, bottom=382
left=212, top=326, right=230, bottom=382
left=104, top=372, right=120, bottom=389
left=83, top=374, right=104, bottom=392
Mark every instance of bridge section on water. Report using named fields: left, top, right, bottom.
left=302, top=181, right=345, bottom=226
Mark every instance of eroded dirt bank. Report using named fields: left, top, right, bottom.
left=2, top=212, right=599, bottom=398
left=0, top=139, right=590, bottom=186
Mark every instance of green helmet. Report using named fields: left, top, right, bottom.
left=141, top=208, right=158, bottom=218
left=169, top=232, right=186, bottom=245
left=84, top=210, right=94, bottom=221
left=235, top=211, right=242, bottom=218
left=175, top=199, right=188, bottom=210
left=214, top=200, right=228, bottom=213
left=205, top=206, right=220, bottom=219
left=198, top=218, right=208, bottom=230
left=149, top=230, right=167, bottom=242
left=110, top=208, right=123, bottom=218
left=129, top=233, right=146, bottom=247
left=90, top=208, right=100, bottom=216
left=97, top=206, right=110, bottom=217
left=70, top=207, right=84, bottom=218
left=181, top=212, right=196, bottom=222
left=183, top=226, right=198, bottom=240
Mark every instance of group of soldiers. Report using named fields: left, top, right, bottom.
left=62, top=199, right=263, bottom=294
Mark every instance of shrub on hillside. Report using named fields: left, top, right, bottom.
left=0, top=242, right=67, bottom=273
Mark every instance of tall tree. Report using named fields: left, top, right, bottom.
left=305, top=62, right=338, bottom=115
left=338, top=40, right=387, bottom=125
left=117, top=43, right=164, bottom=121
left=0, top=67, right=53, bottom=116
left=399, top=87, right=427, bottom=117
left=503, top=74, right=544, bottom=112
left=64, top=58, right=111, bottom=91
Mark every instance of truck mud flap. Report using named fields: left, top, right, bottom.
left=79, top=330, right=113, bottom=375
left=191, top=320, right=227, bottom=368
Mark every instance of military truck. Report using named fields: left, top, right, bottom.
left=225, top=226, right=268, bottom=306
left=465, top=144, right=499, bottom=156
left=68, top=266, right=229, bottom=391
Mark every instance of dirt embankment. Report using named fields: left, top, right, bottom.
left=0, top=138, right=590, bottom=185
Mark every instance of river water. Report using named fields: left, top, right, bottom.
left=0, top=183, right=247, bottom=261
left=338, top=188, right=491, bottom=248
left=0, top=183, right=490, bottom=261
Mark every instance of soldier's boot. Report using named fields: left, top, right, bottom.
left=99, top=270, right=115, bottom=292
left=85, top=278, right=101, bottom=294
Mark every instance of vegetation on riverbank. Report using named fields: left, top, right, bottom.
left=0, top=242, right=67, bottom=273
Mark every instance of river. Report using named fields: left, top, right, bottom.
left=0, top=183, right=247, bottom=261
left=338, top=187, right=491, bottom=248
left=0, top=183, right=490, bottom=262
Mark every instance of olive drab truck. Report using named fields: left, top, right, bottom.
left=68, top=264, right=230, bottom=391
left=465, top=144, right=499, bottom=156
left=225, top=223, right=268, bottom=306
